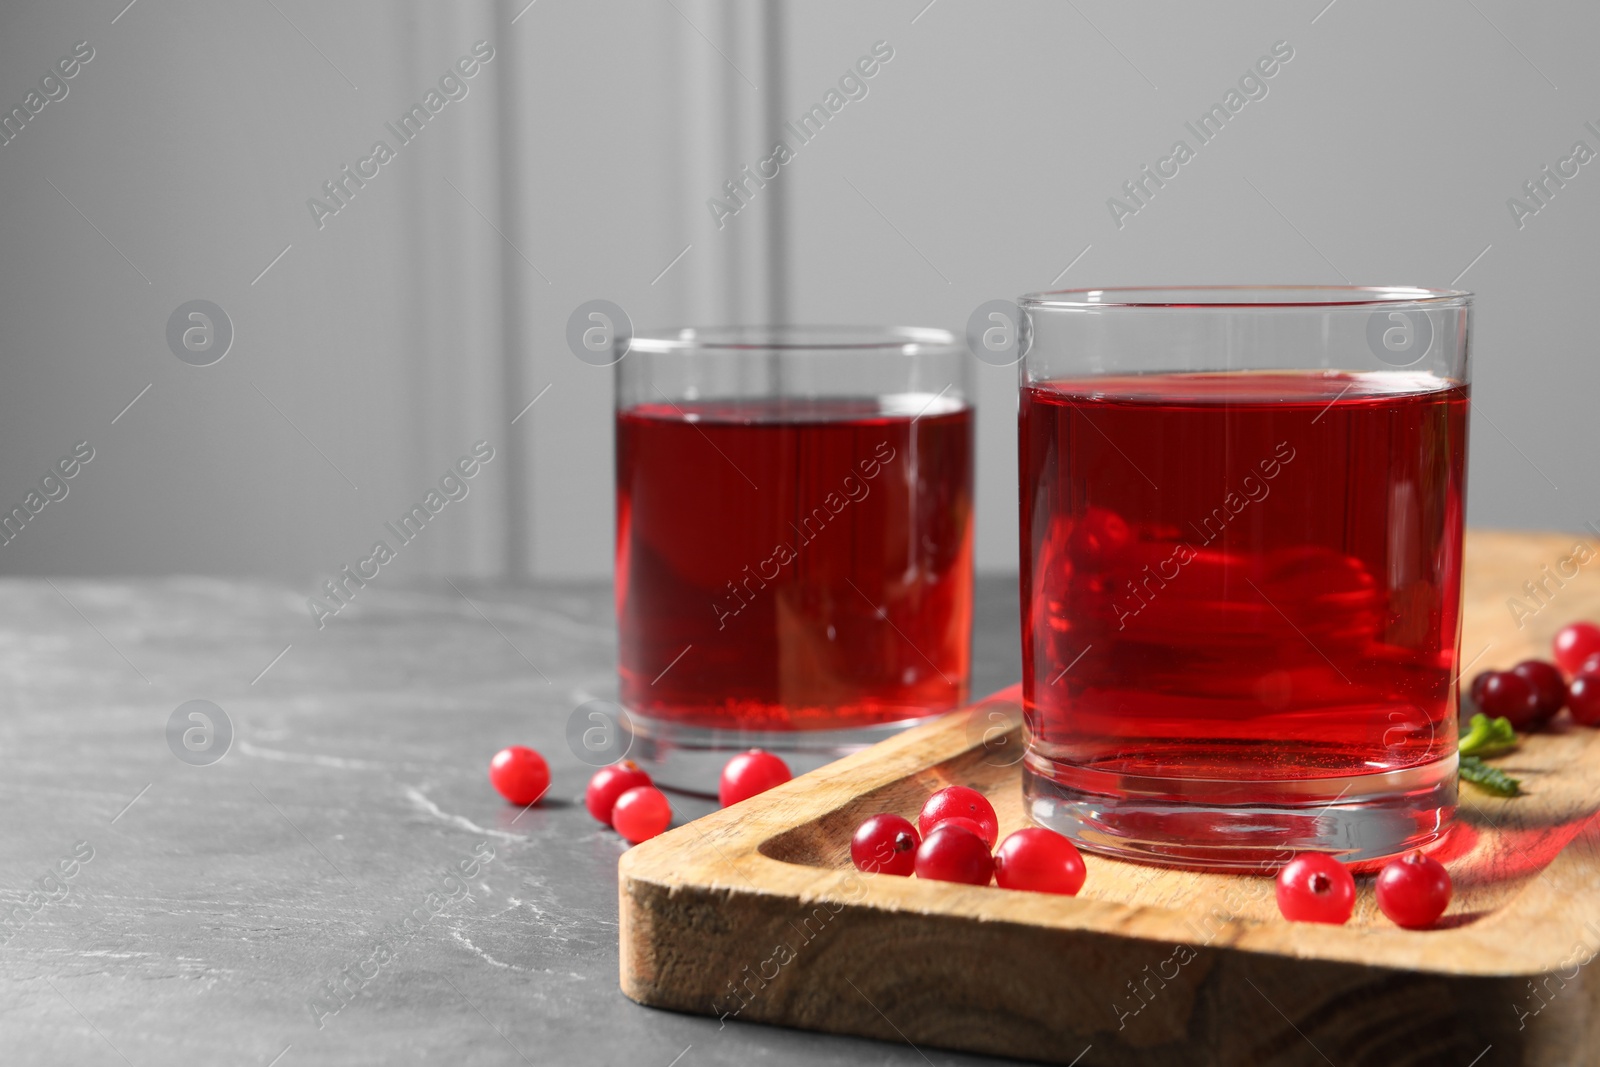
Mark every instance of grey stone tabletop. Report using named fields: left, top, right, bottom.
left=1, top=574, right=1022, bottom=1066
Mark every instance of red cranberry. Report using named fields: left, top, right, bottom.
left=612, top=786, right=672, bottom=844
left=1580, top=653, right=1600, bottom=677
left=1468, top=670, right=1494, bottom=709
left=1569, top=672, right=1600, bottom=726
left=488, top=746, right=550, bottom=806
left=1510, top=660, right=1566, bottom=726
left=913, top=824, right=994, bottom=886
left=1554, top=622, right=1600, bottom=675
left=918, top=786, right=999, bottom=848
left=585, top=761, right=652, bottom=826
left=931, top=815, right=989, bottom=840
left=850, top=814, right=920, bottom=876
left=1475, top=671, right=1540, bottom=726
left=1375, top=850, right=1452, bottom=929
left=993, top=828, right=1086, bottom=896
left=1275, top=853, right=1355, bottom=924
left=719, top=749, right=791, bottom=808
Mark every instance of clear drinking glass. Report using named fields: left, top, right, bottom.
left=1017, top=287, right=1471, bottom=868
left=615, top=326, right=974, bottom=791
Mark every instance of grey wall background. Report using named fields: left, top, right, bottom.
left=0, top=0, right=1594, bottom=592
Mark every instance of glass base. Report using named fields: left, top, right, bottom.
left=1023, top=752, right=1457, bottom=870
left=623, top=711, right=939, bottom=797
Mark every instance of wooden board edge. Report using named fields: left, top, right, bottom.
left=617, top=693, right=1020, bottom=886
left=619, top=690, right=1600, bottom=980
left=618, top=860, right=1600, bottom=1066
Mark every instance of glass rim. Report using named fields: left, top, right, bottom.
left=1017, top=285, right=1472, bottom=310
left=627, top=324, right=959, bottom=355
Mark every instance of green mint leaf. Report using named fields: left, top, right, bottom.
left=1460, top=755, right=1522, bottom=797
left=1459, top=713, right=1518, bottom=758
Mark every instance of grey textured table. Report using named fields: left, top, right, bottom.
left=2, top=575, right=1021, bottom=1065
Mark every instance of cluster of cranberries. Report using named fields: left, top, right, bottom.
left=584, top=760, right=669, bottom=844
left=1276, top=850, right=1452, bottom=929
left=488, top=745, right=793, bottom=846
left=850, top=786, right=1087, bottom=895
left=1470, top=621, right=1600, bottom=727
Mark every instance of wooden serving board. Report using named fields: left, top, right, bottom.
left=619, top=530, right=1600, bottom=1066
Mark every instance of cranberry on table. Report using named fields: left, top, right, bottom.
left=612, top=785, right=672, bottom=844
left=1568, top=672, right=1600, bottom=727
left=1553, top=622, right=1600, bottom=675
left=1475, top=671, right=1540, bottom=726
left=585, top=760, right=653, bottom=826
left=1275, top=853, right=1356, bottom=925
left=913, top=824, right=994, bottom=886
left=1580, top=653, right=1600, bottom=678
left=918, top=785, right=999, bottom=848
left=1375, top=850, right=1453, bottom=929
left=1510, top=660, right=1567, bottom=725
left=718, top=749, right=792, bottom=807
left=850, top=813, right=920, bottom=876
left=994, top=828, right=1086, bottom=896
left=488, top=746, right=550, bottom=806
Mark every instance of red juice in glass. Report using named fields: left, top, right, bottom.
left=617, top=397, right=973, bottom=728
left=613, top=326, right=974, bottom=790
left=1022, top=370, right=1467, bottom=773
left=1016, top=288, right=1472, bottom=867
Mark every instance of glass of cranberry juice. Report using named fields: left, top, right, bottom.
left=616, top=327, right=973, bottom=792
left=1018, top=287, right=1472, bottom=868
